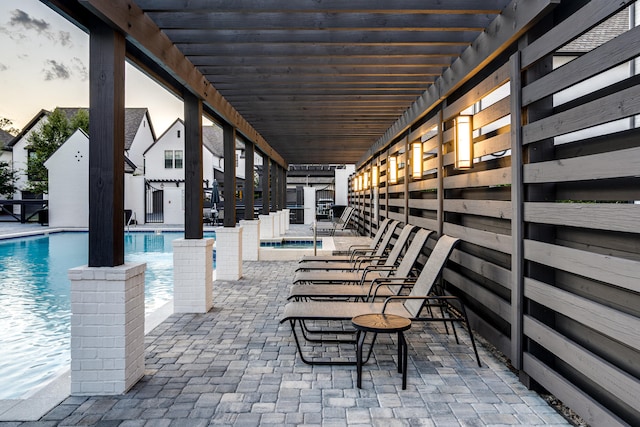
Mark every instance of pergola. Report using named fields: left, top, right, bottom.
left=41, top=1, right=640, bottom=425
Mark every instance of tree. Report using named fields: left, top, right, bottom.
left=0, top=161, right=18, bottom=198
left=25, top=108, right=89, bottom=195
left=0, top=117, right=20, bottom=136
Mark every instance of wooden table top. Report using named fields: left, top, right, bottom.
left=352, top=313, right=411, bottom=333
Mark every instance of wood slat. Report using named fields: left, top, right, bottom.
left=523, top=25, right=640, bottom=106
left=524, top=202, right=640, bottom=234
left=443, top=269, right=511, bottom=321
left=521, top=0, right=634, bottom=68
left=524, top=316, right=640, bottom=412
left=523, top=146, right=640, bottom=184
left=472, top=96, right=511, bottom=130
left=408, top=198, right=439, bottom=211
left=444, top=199, right=511, bottom=220
left=443, top=222, right=512, bottom=253
left=524, top=278, right=640, bottom=350
left=408, top=216, right=438, bottom=231
left=474, top=131, right=511, bottom=158
left=448, top=249, right=511, bottom=290
left=523, top=353, right=628, bottom=427
left=408, top=178, right=438, bottom=192
left=522, top=85, right=640, bottom=145
left=524, top=239, right=640, bottom=294
left=443, top=167, right=512, bottom=189
left=444, top=62, right=511, bottom=120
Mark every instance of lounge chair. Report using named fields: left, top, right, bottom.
left=296, top=220, right=400, bottom=272
left=298, top=218, right=393, bottom=263
left=280, top=234, right=481, bottom=367
left=292, top=224, right=416, bottom=284
left=315, top=206, right=355, bottom=236
left=288, top=227, right=434, bottom=301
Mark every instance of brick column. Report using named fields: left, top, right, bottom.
left=240, top=219, right=260, bottom=261
left=215, top=226, right=243, bottom=280
left=259, top=214, right=274, bottom=239
left=172, top=238, right=214, bottom=313
left=69, top=262, right=146, bottom=395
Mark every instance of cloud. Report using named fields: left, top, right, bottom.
left=58, top=31, right=72, bottom=46
left=9, top=9, right=49, bottom=33
left=42, top=59, right=71, bottom=80
left=7, top=10, right=73, bottom=46
left=0, top=64, right=8, bottom=72
left=71, top=57, right=88, bottom=81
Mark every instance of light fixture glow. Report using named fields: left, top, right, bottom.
left=352, top=176, right=357, bottom=192
left=372, top=165, right=379, bottom=188
left=388, top=156, right=398, bottom=184
left=364, top=171, right=369, bottom=190
left=454, top=115, right=474, bottom=170
left=412, top=142, right=423, bottom=179
left=358, top=174, right=363, bottom=191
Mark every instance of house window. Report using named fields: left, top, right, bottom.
left=164, top=150, right=173, bottom=168
left=177, top=129, right=181, bottom=138
left=174, top=150, right=183, bottom=169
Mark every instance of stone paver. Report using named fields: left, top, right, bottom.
left=0, top=223, right=570, bottom=426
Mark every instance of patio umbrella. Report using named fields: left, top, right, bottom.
left=211, top=180, right=220, bottom=209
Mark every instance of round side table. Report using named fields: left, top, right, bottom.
left=352, top=313, right=411, bottom=390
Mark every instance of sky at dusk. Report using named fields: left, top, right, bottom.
left=0, top=0, right=184, bottom=135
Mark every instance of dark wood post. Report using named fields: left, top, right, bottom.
left=223, top=123, right=236, bottom=227
left=184, top=91, right=203, bottom=239
left=262, top=157, right=271, bottom=214
left=243, top=140, right=255, bottom=220
left=88, top=19, right=125, bottom=267
left=281, top=167, right=287, bottom=209
left=270, top=160, right=278, bottom=211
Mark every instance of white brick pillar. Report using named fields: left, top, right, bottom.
left=69, top=262, right=146, bottom=395
left=240, top=219, right=260, bottom=261
left=283, top=208, right=290, bottom=231
left=271, top=212, right=281, bottom=237
left=173, top=238, right=214, bottom=313
left=259, top=214, right=274, bottom=239
left=279, top=209, right=286, bottom=234
left=215, top=226, right=243, bottom=280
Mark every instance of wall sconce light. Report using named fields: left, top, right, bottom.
left=358, top=174, right=363, bottom=192
left=372, top=165, right=379, bottom=188
left=352, top=176, right=357, bottom=192
left=412, top=142, right=423, bottom=179
left=364, top=171, right=369, bottom=190
left=388, top=156, right=398, bottom=184
left=454, top=115, right=474, bottom=169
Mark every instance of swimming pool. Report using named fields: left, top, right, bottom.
left=0, top=231, right=212, bottom=399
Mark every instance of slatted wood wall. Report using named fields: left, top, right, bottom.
left=349, top=2, right=640, bottom=425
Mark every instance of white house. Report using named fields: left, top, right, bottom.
left=143, top=119, right=219, bottom=224
left=44, top=129, right=89, bottom=227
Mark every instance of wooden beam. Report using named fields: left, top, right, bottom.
left=184, top=91, right=203, bottom=239
left=223, top=124, right=236, bottom=227
left=77, top=0, right=286, bottom=168
left=88, top=18, right=125, bottom=267
left=510, top=51, right=524, bottom=370
left=243, top=140, right=255, bottom=220
left=135, top=0, right=508, bottom=13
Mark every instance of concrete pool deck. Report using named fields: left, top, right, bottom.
left=0, top=222, right=570, bottom=426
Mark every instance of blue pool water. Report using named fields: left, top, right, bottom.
left=0, top=231, right=213, bottom=399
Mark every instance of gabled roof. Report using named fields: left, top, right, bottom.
left=558, top=9, right=628, bottom=54
left=1, top=129, right=13, bottom=151
left=202, top=125, right=223, bottom=157
left=144, top=117, right=183, bottom=155
left=9, top=107, right=154, bottom=151
left=7, top=109, right=49, bottom=148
